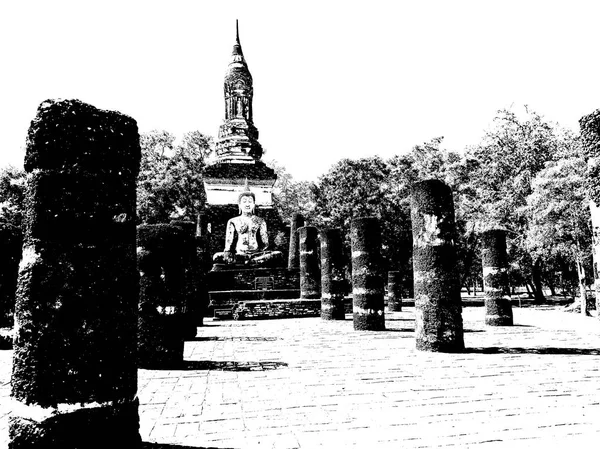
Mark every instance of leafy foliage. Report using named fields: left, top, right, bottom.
left=266, top=159, right=317, bottom=225
left=0, top=165, right=26, bottom=229
left=137, top=130, right=212, bottom=224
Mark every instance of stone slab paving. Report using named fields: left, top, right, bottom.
left=1, top=305, right=600, bottom=448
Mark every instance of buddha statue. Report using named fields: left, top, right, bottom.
left=213, top=183, right=283, bottom=266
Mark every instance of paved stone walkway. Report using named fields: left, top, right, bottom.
left=1, top=305, right=600, bottom=448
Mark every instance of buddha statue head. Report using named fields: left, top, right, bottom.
left=238, top=180, right=256, bottom=215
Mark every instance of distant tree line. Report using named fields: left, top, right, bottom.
left=0, top=106, right=596, bottom=309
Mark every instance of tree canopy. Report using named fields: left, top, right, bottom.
left=137, top=130, right=212, bottom=223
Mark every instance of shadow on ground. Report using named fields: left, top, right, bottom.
left=190, top=336, right=279, bottom=342
left=144, top=443, right=236, bottom=449
left=146, top=360, right=288, bottom=371
left=466, top=347, right=600, bottom=355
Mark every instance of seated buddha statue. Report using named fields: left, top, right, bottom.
left=213, top=184, right=283, bottom=266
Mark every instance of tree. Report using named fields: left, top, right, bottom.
left=312, top=156, right=411, bottom=294
left=388, top=137, right=480, bottom=293
left=525, top=154, right=592, bottom=313
left=465, top=107, right=564, bottom=301
left=265, top=159, right=318, bottom=225
left=0, top=165, right=26, bottom=229
left=137, top=130, right=212, bottom=224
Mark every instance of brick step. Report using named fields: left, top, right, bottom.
left=233, top=299, right=322, bottom=320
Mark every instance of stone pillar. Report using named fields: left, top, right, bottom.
left=137, top=224, right=187, bottom=368
left=351, top=217, right=385, bottom=331
left=481, top=229, right=513, bottom=326
left=590, top=201, right=600, bottom=314
left=411, top=179, right=464, bottom=352
left=298, top=226, right=320, bottom=299
left=288, top=213, right=304, bottom=269
left=195, top=212, right=211, bottom=324
left=320, top=228, right=346, bottom=320
left=10, top=99, right=141, bottom=447
left=387, top=271, right=402, bottom=312
left=0, top=224, right=21, bottom=328
left=170, top=219, right=203, bottom=336
left=0, top=224, right=21, bottom=349
left=581, top=111, right=600, bottom=316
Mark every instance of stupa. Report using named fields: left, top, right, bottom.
left=203, top=20, right=285, bottom=257
left=203, top=21, right=304, bottom=319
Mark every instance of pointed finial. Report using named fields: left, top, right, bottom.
left=236, top=19, right=240, bottom=45
left=238, top=178, right=255, bottom=202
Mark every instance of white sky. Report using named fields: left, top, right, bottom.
left=1, top=0, right=599, bottom=181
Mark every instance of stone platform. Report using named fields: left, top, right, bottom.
left=2, top=303, right=600, bottom=448
left=233, top=298, right=322, bottom=320
left=207, top=266, right=300, bottom=316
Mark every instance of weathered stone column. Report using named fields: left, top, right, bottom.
left=170, top=219, right=202, bottom=336
left=195, top=212, right=211, bottom=324
left=481, top=229, right=513, bottom=326
left=387, top=271, right=402, bottom=312
left=590, top=201, right=600, bottom=314
left=10, top=99, right=141, bottom=447
left=288, top=213, right=304, bottom=269
left=351, top=217, right=385, bottom=331
left=580, top=110, right=600, bottom=316
left=320, top=228, right=346, bottom=320
left=0, top=224, right=22, bottom=328
left=0, top=224, right=21, bottom=349
left=137, top=224, right=187, bottom=368
left=298, top=226, right=320, bottom=299
left=411, top=179, right=464, bottom=352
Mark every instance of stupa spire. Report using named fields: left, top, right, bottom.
left=214, top=20, right=263, bottom=162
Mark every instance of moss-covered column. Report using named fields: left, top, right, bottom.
left=288, top=213, right=304, bottom=270
left=351, top=217, right=385, bottom=331
left=320, top=228, right=346, bottom=320
left=170, top=219, right=203, bottom=336
left=0, top=224, right=22, bottom=328
left=298, top=226, right=320, bottom=299
left=10, top=99, right=141, bottom=447
left=137, top=224, right=187, bottom=368
left=411, top=179, right=464, bottom=352
left=387, top=271, right=402, bottom=312
left=0, top=224, right=22, bottom=349
left=481, top=229, right=513, bottom=326
left=580, top=110, right=600, bottom=315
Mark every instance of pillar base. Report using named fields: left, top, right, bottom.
left=387, top=299, right=402, bottom=312
left=484, top=297, right=513, bottom=326
left=9, top=400, right=141, bottom=449
left=321, top=296, right=345, bottom=320
left=353, top=309, right=385, bottom=331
